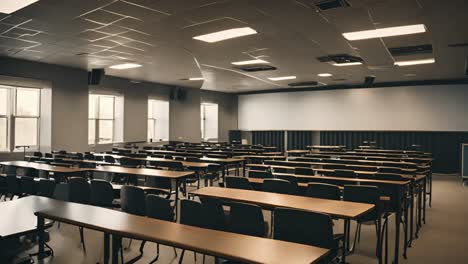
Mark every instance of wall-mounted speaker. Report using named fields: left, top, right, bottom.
left=170, top=87, right=187, bottom=101
left=88, top=69, right=104, bottom=85
left=364, top=76, right=376, bottom=87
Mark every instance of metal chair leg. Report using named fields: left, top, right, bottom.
left=79, top=227, right=86, bottom=253
left=178, top=249, right=185, bottom=264
left=149, top=243, right=159, bottom=264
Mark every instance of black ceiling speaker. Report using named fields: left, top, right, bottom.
left=88, top=69, right=104, bottom=85
left=364, top=76, right=376, bottom=87
left=170, top=87, right=187, bottom=101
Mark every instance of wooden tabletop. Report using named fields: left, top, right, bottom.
left=286, top=150, right=310, bottom=154
left=0, top=196, right=62, bottom=238
left=0, top=161, right=89, bottom=173
left=130, top=157, right=213, bottom=169
left=265, top=160, right=417, bottom=173
left=274, top=172, right=411, bottom=185
left=92, top=166, right=194, bottom=179
left=191, top=187, right=374, bottom=219
left=35, top=201, right=329, bottom=264
left=237, top=155, right=286, bottom=160
left=200, top=157, right=244, bottom=163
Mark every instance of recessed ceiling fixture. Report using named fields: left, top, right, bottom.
left=231, top=59, right=269, bottom=66
left=333, top=62, right=362, bottom=67
left=109, top=63, right=142, bottom=70
left=268, top=76, right=296, bottom=81
left=342, top=24, right=426, bottom=41
left=188, top=77, right=204, bottom=81
left=318, top=73, right=333, bottom=77
left=394, top=58, right=435, bottom=66
left=193, top=27, right=257, bottom=43
left=0, top=0, right=39, bottom=14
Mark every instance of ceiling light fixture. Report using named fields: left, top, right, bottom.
left=394, top=58, right=435, bottom=66
left=193, top=27, right=257, bottom=43
left=332, top=62, right=362, bottom=66
left=0, top=0, right=39, bottom=14
left=231, top=59, right=269, bottom=66
left=109, top=63, right=142, bottom=70
left=342, top=24, right=426, bottom=41
left=188, top=77, right=204, bottom=81
left=268, top=76, right=296, bottom=81
left=317, top=73, right=333, bottom=77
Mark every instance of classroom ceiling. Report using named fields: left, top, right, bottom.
left=0, top=0, right=467, bottom=93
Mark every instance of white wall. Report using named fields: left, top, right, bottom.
left=238, top=84, right=468, bottom=131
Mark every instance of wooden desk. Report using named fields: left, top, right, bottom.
left=200, top=157, right=245, bottom=177
left=0, top=161, right=88, bottom=181
left=191, top=186, right=373, bottom=264
left=93, top=166, right=194, bottom=217
left=0, top=196, right=60, bottom=239
left=286, top=150, right=310, bottom=156
left=35, top=201, right=329, bottom=264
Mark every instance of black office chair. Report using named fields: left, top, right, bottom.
left=204, top=164, right=221, bottom=186
left=378, top=167, right=403, bottom=174
left=333, top=169, right=356, bottom=178
left=68, top=177, right=91, bottom=252
left=274, top=208, right=342, bottom=263
left=186, top=156, right=200, bottom=162
left=374, top=172, right=406, bottom=181
left=276, top=175, right=299, bottom=195
left=249, top=170, right=273, bottom=179
left=84, top=153, right=95, bottom=160
left=120, top=186, right=146, bottom=262
left=262, top=178, right=294, bottom=195
left=36, top=179, right=55, bottom=198
left=199, top=197, right=228, bottom=231
left=5, top=174, right=21, bottom=200
left=305, top=183, right=341, bottom=200
left=179, top=199, right=206, bottom=263
left=20, top=176, right=36, bottom=196
left=33, top=152, right=43, bottom=158
left=225, top=176, right=253, bottom=190
left=104, top=155, right=116, bottom=164
left=229, top=201, right=267, bottom=237
left=90, top=180, right=117, bottom=208
left=343, top=185, right=381, bottom=255
left=295, top=167, right=315, bottom=175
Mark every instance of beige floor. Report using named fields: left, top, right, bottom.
left=13, top=174, right=468, bottom=264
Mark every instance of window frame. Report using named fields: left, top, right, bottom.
left=147, top=99, right=169, bottom=143
left=200, top=102, right=219, bottom=142
left=89, top=94, right=116, bottom=145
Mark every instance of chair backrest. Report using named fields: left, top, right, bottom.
left=334, top=169, right=356, bottom=178
left=374, top=172, right=405, bottom=181
left=276, top=175, right=299, bottom=194
left=37, top=179, right=55, bottom=197
left=343, top=185, right=380, bottom=221
left=104, top=155, right=116, bottom=163
left=274, top=208, right=336, bottom=249
left=84, top=153, right=95, bottom=160
left=120, top=157, right=140, bottom=168
left=120, top=185, right=146, bottom=216
left=20, top=176, right=36, bottom=195
left=145, top=176, right=172, bottom=190
left=6, top=174, right=20, bottom=194
left=262, top=178, right=293, bottom=195
left=53, top=183, right=69, bottom=201
left=199, top=197, right=227, bottom=231
left=305, top=183, right=341, bottom=200
left=90, top=179, right=114, bottom=207
left=295, top=167, right=315, bottom=175
left=186, top=156, right=200, bottom=162
left=378, top=167, right=402, bottom=174
left=33, top=152, right=43, bottom=157
left=229, top=201, right=265, bottom=237
left=68, top=177, right=90, bottom=204
left=45, top=153, right=53, bottom=158
left=225, top=176, right=253, bottom=190
left=146, top=195, right=174, bottom=222
left=249, top=170, right=273, bottom=179
left=180, top=199, right=205, bottom=228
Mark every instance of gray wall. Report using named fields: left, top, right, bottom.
left=0, top=57, right=238, bottom=160
left=238, top=84, right=468, bottom=131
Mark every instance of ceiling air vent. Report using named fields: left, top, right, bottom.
left=316, top=0, right=350, bottom=10
left=288, top=81, right=319, bottom=87
left=317, top=54, right=363, bottom=64
left=237, top=65, right=277, bottom=72
left=388, top=44, right=433, bottom=56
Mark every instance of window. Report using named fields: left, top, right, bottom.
left=200, top=103, right=218, bottom=142
left=89, top=94, right=116, bottom=144
left=0, top=85, right=41, bottom=152
left=148, top=100, right=169, bottom=142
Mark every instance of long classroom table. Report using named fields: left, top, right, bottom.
left=35, top=200, right=330, bottom=264
left=191, top=186, right=374, bottom=264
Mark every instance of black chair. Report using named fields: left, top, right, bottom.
left=249, top=170, right=272, bottom=179
left=68, top=177, right=91, bottom=252
left=199, top=197, right=228, bottom=231
left=84, top=153, right=95, bottom=160
left=343, top=185, right=381, bottom=254
left=305, top=183, right=341, bottom=200
left=333, top=169, right=356, bottom=178
left=20, top=176, right=36, bottom=196
left=295, top=167, right=315, bottom=175
left=274, top=208, right=342, bottom=263
left=204, top=164, right=220, bottom=186
left=229, top=201, right=267, bottom=237
left=186, top=156, right=200, bottom=162
left=374, top=172, right=406, bottom=181
left=5, top=175, right=21, bottom=200
left=104, top=155, right=116, bottom=164
left=90, top=180, right=117, bottom=208
left=179, top=199, right=206, bottom=263
left=33, top=152, right=43, bottom=158
left=225, top=176, right=253, bottom=190
left=36, top=179, right=55, bottom=198
left=262, top=178, right=294, bottom=195
left=120, top=186, right=146, bottom=262
left=378, top=167, right=403, bottom=174
left=276, top=175, right=299, bottom=194
left=53, top=183, right=69, bottom=201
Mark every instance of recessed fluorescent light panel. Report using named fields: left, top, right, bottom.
left=0, top=0, right=39, bottom=14
left=318, top=73, right=333, bottom=77
left=193, top=27, right=257, bottom=43
left=268, top=76, right=296, bottom=81
left=231, top=59, right=269, bottom=66
left=342, top=24, right=426, bottom=41
left=188, top=77, right=204, bottom=81
left=394, top=58, right=435, bottom=66
left=333, top=62, right=362, bottom=67
left=109, top=63, right=142, bottom=70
